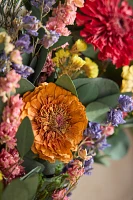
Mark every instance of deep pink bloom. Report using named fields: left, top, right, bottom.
left=76, top=0, right=133, bottom=68
left=0, top=148, right=25, bottom=182
left=52, top=189, right=69, bottom=200
left=0, top=94, right=24, bottom=149
left=0, top=70, right=21, bottom=102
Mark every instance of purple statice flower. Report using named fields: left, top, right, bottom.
left=96, top=136, right=111, bottom=150
left=12, top=64, right=34, bottom=78
left=41, top=30, right=60, bottom=49
left=23, top=15, right=40, bottom=36
left=118, top=95, right=133, bottom=112
left=84, top=122, right=102, bottom=139
left=15, top=34, right=33, bottom=54
left=31, top=0, right=56, bottom=13
left=107, top=109, right=125, bottom=126
left=83, top=157, right=94, bottom=175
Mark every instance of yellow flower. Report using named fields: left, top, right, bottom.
left=70, top=54, right=86, bottom=70
left=0, top=32, right=6, bottom=43
left=21, top=83, right=87, bottom=163
left=71, top=39, right=87, bottom=53
left=52, top=49, right=70, bottom=67
left=0, top=171, right=3, bottom=181
left=121, top=66, right=133, bottom=92
left=83, top=57, right=99, bottom=78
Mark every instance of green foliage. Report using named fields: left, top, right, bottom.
left=56, top=74, right=77, bottom=96
left=94, top=153, right=110, bottom=166
left=97, top=93, right=120, bottom=108
left=104, top=128, right=130, bottom=160
left=38, top=160, right=64, bottom=176
left=82, top=44, right=98, bottom=59
left=29, top=56, right=38, bottom=69
left=22, top=157, right=45, bottom=175
left=0, top=98, right=5, bottom=122
left=2, top=175, right=39, bottom=200
left=49, top=36, right=72, bottom=51
left=32, top=47, right=48, bottom=84
left=22, top=53, right=31, bottom=66
left=86, top=102, right=110, bottom=123
left=16, top=78, right=35, bottom=95
left=16, top=117, right=34, bottom=158
left=0, top=182, right=3, bottom=200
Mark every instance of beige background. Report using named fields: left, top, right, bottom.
left=72, top=130, right=133, bottom=200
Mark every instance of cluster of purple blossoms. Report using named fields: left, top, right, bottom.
left=41, top=30, right=60, bottom=49
left=107, top=95, right=133, bottom=126
left=15, top=34, right=33, bottom=54
left=31, top=0, right=56, bottom=13
left=23, top=15, right=40, bottom=36
left=12, top=64, right=34, bottom=78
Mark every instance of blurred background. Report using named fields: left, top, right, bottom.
left=72, top=129, right=133, bottom=200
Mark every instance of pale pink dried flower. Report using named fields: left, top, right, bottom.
left=52, top=189, right=69, bottom=200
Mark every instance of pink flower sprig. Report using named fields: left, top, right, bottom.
left=0, top=70, right=21, bottom=102
left=0, top=148, right=25, bottom=183
left=0, top=94, right=24, bottom=149
left=52, top=188, right=69, bottom=200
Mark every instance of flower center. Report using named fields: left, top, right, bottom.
left=35, top=103, right=70, bottom=134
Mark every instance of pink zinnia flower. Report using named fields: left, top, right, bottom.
left=0, top=148, right=25, bottom=183
left=52, top=189, right=69, bottom=200
left=76, top=0, right=133, bottom=68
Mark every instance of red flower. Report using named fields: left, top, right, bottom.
left=76, top=0, right=133, bottom=68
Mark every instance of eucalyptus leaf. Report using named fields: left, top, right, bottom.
left=49, top=36, right=72, bottom=50
left=82, top=44, right=98, bottom=58
left=104, top=128, right=130, bottom=160
left=56, top=74, right=77, bottom=96
left=0, top=182, right=3, bottom=200
left=38, top=160, right=63, bottom=176
left=32, top=47, right=48, bottom=83
left=16, top=117, right=34, bottom=158
left=23, top=174, right=39, bottom=200
left=86, top=101, right=110, bottom=123
left=0, top=97, right=5, bottom=122
left=22, top=157, right=44, bottom=174
left=31, top=6, right=41, bottom=19
left=2, top=179, right=29, bottom=200
left=22, top=53, right=31, bottom=66
left=16, top=78, right=35, bottom=95
left=97, top=93, right=120, bottom=108
left=73, top=78, right=119, bottom=98
left=77, top=82, right=98, bottom=105
left=30, top=56, right=37, bottom=69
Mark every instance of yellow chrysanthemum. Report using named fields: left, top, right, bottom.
left=71, top=39, right=87, bottom=53
left=83, top=57, right=99, bottom=78
left=121, top=66, right=133, bottom=92
left=52, top=49, right=70, bottom=67
left=21, top=83, right=87, bottom=163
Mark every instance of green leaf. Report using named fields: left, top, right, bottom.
left=104, top=128, right=130, bottom=160
left=56, top=74, right=77, bottom=96
left=49, top=36, right=72, bottom=50
left=22, top=157, right=44, bottom=175
left=23, top=174, right=39, bottom=200
left=16, top=78, right=35, bottom=95
left=73, top=78, right=119, bottom=98
left=94, top=154, right=110, bottom=166
left=32, top=47, right=48, bottom=83
left=97, top=93, right=120, bottom=108
left=2, top=179, right=29, bottom=200
left=0, top=98, right=5, bottom=123
left=82, top=44, right=98, bottom=58
left=76, top=83, right=98, bottom=105
left=30, top=56, right=37, bottom=69
left=16, top=117, right=34, bottom=158
left=38, top=160, right=63, bottom=176
left=86, top=102, right=110, bottom=123
left=22, top=53, right=31, bottom=66
left=31, top=6, right=41, bottom=20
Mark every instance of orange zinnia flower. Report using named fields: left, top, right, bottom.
left=21, top=83, right=87, bottom=163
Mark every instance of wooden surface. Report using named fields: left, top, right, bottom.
left=72, top=131, right=133, bottom=200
